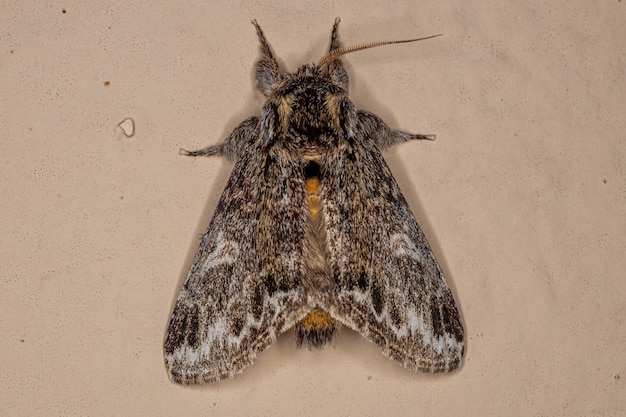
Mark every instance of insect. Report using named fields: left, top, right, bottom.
left=164, top=18, right=464, bottom=384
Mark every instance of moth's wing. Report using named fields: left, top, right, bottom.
left=319, top=137, right=464, bottom=373
left=165, top=146, right=311, bottom=384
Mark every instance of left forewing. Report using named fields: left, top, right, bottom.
left=165, top=144, right=312, bottom=383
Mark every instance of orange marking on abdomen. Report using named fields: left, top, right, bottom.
left=300, top=307, right=334, bottom=330
left=306, top=178, right=320, bottom=219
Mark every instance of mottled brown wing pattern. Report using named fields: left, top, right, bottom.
left=164, top=141, right=313, bottom=384
left=317, top=114, right=464, bottom=373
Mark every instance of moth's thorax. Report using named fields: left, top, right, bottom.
left=269, top=64, right=348, bottom=155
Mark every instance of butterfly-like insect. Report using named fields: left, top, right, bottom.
left=164, top=18, right=464, bottom=384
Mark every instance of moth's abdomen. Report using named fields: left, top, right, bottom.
left=297, top=161, right=337, bottom=348
left=306, top=176, right=322, bottom=218
left=296, top=307, right=337, bottom=348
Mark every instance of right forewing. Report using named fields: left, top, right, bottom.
left=318, top=124, right=464, bottom=373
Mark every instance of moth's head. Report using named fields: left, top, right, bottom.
left=250, top=18, right=440, bottom=149
left=251, top=19, right=352, bottom=149
left=253, top=18, right=350, bottom=97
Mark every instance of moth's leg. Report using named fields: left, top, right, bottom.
left=179, top=116, right=259, bottom=161
left=356, top=110, right=435, bottom=150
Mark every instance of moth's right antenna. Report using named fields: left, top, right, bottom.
left=318, top=34, right=442, bottom=68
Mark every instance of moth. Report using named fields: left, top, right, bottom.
left=164, top=18, right=464, bottom=384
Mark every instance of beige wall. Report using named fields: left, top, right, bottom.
left=2, top=1, right=624, bottom=416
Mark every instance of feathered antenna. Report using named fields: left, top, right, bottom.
left=318, top=34, right=442, bottom=68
